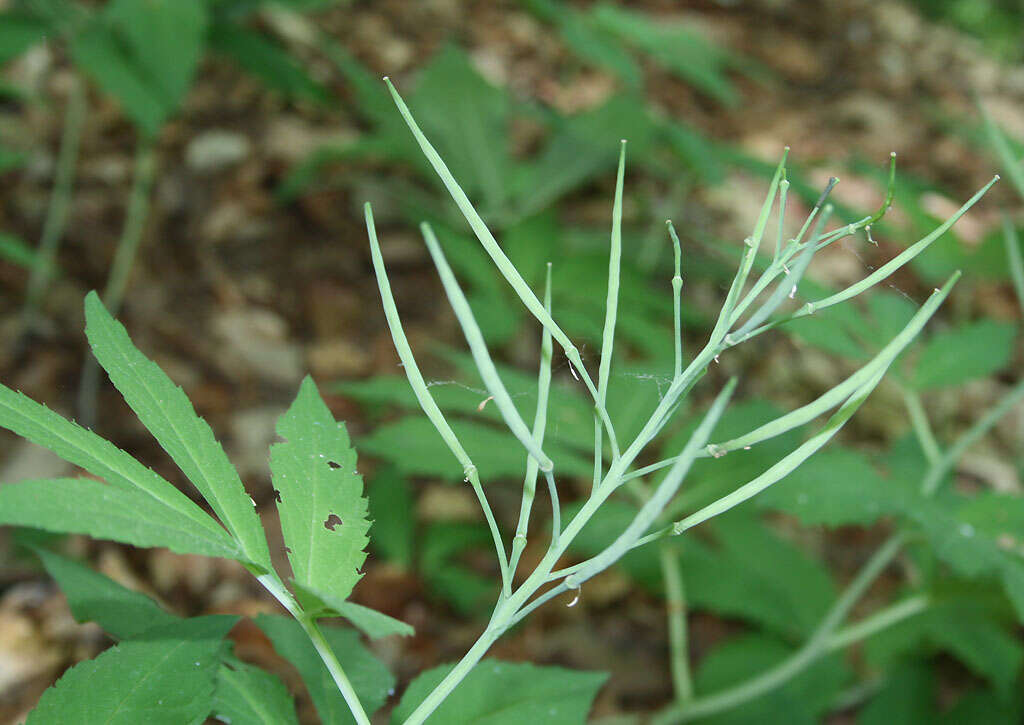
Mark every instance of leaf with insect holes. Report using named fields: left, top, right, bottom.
left=271, top=376, right=370, bottom=615
left=83, top=291, right=272, bottom=572
left=26, top=615, right=237, bottom=725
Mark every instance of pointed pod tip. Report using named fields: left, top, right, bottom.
left=890, top=151, right=897, bottom=158
left=382, top=75, right=390, bottom=81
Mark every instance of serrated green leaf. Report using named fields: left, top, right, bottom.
left=34, top=548, right=178, bottom=639
left=214, top=655, right=300, bottom=725
left=271, top=377, right=369, bottom=614
left=209, top=22, right=332, bottom=104
left=0, top=382, right=237, bottom=558
left=693, top=633, right=850, bottom=725
left=391, top=660, right=608, bottom=724
left=333, top=601, right=413, bottom=639
left=255, top=615, right=393, bottom=725
left=912, top=320, right=1016, bottom=389
left=27, top=615, right=237, bottom=725
left=0, top=478, right=240, bottom=560
left=83, top=291, right=271, bottom=572
left=757, top=448, right=900, bottom=526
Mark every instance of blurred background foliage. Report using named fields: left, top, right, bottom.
left=0, top=0, right=1022, bottom=723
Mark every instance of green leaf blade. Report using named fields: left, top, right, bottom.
left=26, top=615, right=237, bottom=725
left=83, top=292, right=272, bottom=571
left=391, top=660, right=608, bottom=724
left=0, top=382, right=237, bottom=558
left=0, top=478, right=241, bottom=560
left=214, top=656, right=300, bottom=725
left=913, top=320, right=1017, bottom=389
left=34, top=548, right=179, bottom=640
left=271, top=376, right=370, bottom=613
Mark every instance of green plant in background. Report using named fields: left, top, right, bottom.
left=0, top=0, right=340, bottom=422
left=0, top=61, right=1015, bottom=724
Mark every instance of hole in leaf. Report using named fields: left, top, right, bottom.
left=324, top=514, right=343, bottom=531
left=327, top=460, right=341, bottom=469
left=273, top=490, right=282, bottom=503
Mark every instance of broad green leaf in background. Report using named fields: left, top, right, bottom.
left=367, top=467, right=415, bottom=568
left=590, top=3, right=741, bottom=106
left=757, top=447, right=900, bottom=527
left=34, top=548, right=178, bottom=639
left=256, top=615, right=394, bottom=725
left=912, top=320, right=1016, bottom=389
left=938, top=689, right=1023, bottom=724
left=26, top=615, right=237, bottom=725
left=0, top=13, right=51, bottom=65
left=391, top=660, right=608, bottom=724
left=693, top=634, right=851, bottom=725
left=412, top=45, right=511, bottom=214
left=214, top=655, right=300, bottom=725
left=358, top=416, right=592, bottom=482
left=0, top=231, right=50, bottom=269
left=84, top=292, right=272, bottom=572
left=864, top=598, right=1023, bottom=697
left=0, top=478, right=240, bottom=560
left=72, top=0, right=208, bottom=135
left=0, top=382, right=238, bottom=560
left=208, top=22, right=332, bottom=104
left=270, top=376, right=370, bottom=615
left=420, top=521, right=496, bottom=615
left=857, top=662, right=936, bottom=725
left=0, top=145, right=27, bottom=174
left=682, top=512, right=837, bottom=640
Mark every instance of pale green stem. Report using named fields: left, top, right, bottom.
left=365, top=206, right=510, bottom=593
left=1003, top=217, right=1024, bottom=315
left=902, top=388, right=942, bottom=467
left=922, top=377, right=1024, bottom=496
left=825, top=594, right=929, bottom=652
left=652, top=534, right=907, bottom=725
left=594, top=140, right=627, bottom=490
left=77, top=135, right=157, bottom=427
left=257, top=574, right=371, bottom=725
left=23, top=76, right=86, bottom=326
left=383, top=77, right=620, bottom=458
left=667, top=221, right=683, bottom=379
left=660, top=545, right=693, bottom=702
left=774, top=176, right=788, bottom=261
left=509, top=264, right=554, bottom=589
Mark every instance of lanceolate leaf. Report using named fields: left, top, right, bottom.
left=34, top=548, right=178, bottom=639
left=0, top=478, right=241, bottom=560
left=271, top=377, right=370, bottom=614
left=392, top=660, right=608, bottom=724
left=27, top=615, right=237, bottom=725
left=214, top=656, right=300, bottom=725
left=83, top=292, right=272, bottom=572
left=333, top=601, right=414, bottom=639
left=0, top=383, right=237, bottom=559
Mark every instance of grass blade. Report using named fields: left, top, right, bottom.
left=83, top=292, right=272, bottom=572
